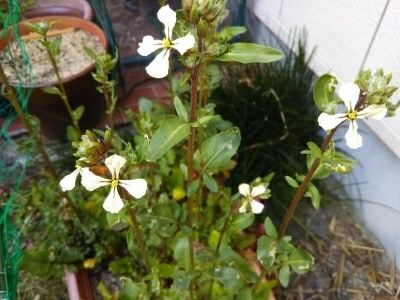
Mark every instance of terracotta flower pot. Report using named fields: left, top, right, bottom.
left=0, top=16, right=108, bottom=138
left=23, top=0, right=93, bottom=20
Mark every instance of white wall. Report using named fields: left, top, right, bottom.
left=247, top=0, right=400, bottom=268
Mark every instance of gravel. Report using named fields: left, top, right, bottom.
left=1, top=29, right=104, bottom=85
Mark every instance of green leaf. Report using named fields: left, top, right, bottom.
left=49, top=35, right=61, bottom=57
left=218, top=26, right=247, bottom=40
left=187, top=179, right=199, bottom=197
left=158, top=263, right=175, bottom=278
left=180, top=72, right=190, bottom=86
left=25, top=114, right=41, bottom=136
left=230, top=213, right=255, bottom=231
left=42, top=85, right=62, bottom=96
left=83, top=45, right=97, bottom=60
left=208, top=230, right=220, bottom=249
left=107, top=212, right=121, bottom=227
left=146, top=115, right=190, bottom=161
left=120, top=277, right=149, bottom=300
left=253, top=281, right=277, bottom=300
left=200, top=64, right=220, bottom=76
left=264, top=217, right=278, bottom=239
left=138, top=97, right=153, bottom=113
left=174, top=96, right=189, bottom=122
left=190, top=115, right=217, bottom=127
left=73, top=105, right=85, bottom=121
left=257, top=236, right=278, bottom=268
left=174, top=237, right=191, bottom=270
left=201, top=127, right=241, bottom=171
left=285, top=176, right=298, bottom=188
left=135, top=134, right=149, bottom=163
left=180, top=225, right=193, bottom=236
left=310, top=162, right=331, bottom=180
left=213, top=267, right=240, bottom=288
left=306, top=182, right=320, bottom=209
left=180, top=163, right=188, bottom=180
left=66, top=125, right=80, bottom=141
left=313, top=74, right=338, bottom=113
left=278, top=265, right=290, bottom=287
left=307, top=142, right=322, bottom=158
left=289, top=248, right=314, bottom=275
left=216, top=43, right=284, bottom=64
left=109, top=258, right=135, bottom=276
left=202, top=172, right=218, bottom=193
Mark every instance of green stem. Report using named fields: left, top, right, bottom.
left=252, top=125, right=342, bottom=296
left=128, top=208, right=151, bottom=273
left=186, top=37, right=204, bottom=299
left=0, top=64, right=84, bottom=222
left=208, top=205, right=233, bottom=297
left=101, top=75, right=115, bottom=138
left=45, top=43, right=82, bottom=136
left=252, top=267, right=268, bottom=297
left=0, top=65, right=58, bottom=179
left=277, top=126, right=340, bottom=239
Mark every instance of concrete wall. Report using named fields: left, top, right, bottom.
left=246, top=0, right=400, bottom=268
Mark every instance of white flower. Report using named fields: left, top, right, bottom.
left=318, top=83, right=387, bottom=149
left=60, top=166, right=88, bottom=191
left=81, top=154, right=147, bottom=213
left=137, top=5, right=195, bottom=78
left=238, top=183, right=265, bottom=214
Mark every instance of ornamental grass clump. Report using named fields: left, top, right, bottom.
left=1, top=0, right=399, bottom=298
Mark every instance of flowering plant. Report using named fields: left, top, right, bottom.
left=1, top=0, right=399, bottom=298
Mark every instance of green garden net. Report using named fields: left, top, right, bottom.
left=0, top=1, right=247, bottom=298
left=0, top=1, right=33, bottom=299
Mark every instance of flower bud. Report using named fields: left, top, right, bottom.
left=207, top=42, right=227, bottom=57
left=355, top=68, right=399, bottom=105
left=197, top=18, right=208, bottom=38
left=182, top=0, right=194, bottom=21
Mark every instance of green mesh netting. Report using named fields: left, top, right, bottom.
left=0, top=1, right=246, bottom=298
left=0, top=1, right=33, bottom=299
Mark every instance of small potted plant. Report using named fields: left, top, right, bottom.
left=0, top=15, right=107, bottom=137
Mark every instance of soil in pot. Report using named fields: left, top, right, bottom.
left=0, top=16, right=108, bottom=138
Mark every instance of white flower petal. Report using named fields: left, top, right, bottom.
left=137, top=36, right=163, bottom=56
left=145, top=49, right=170, bottom=78
left=238, top=183, right=251, bottom=197
left=251, top=185, right=266, bottom=197
left=120, top=179, right=148, bottom=199
left=345, top=120, right=362, bottom=149
left=81, top=169, right=110, bottom=191
left=157, top=5, right=176, bottom=39
left=358, top=104, right=387, bottom=120
left=239, top=201, right=248, bottom=213
left=318, top=112, right=347, bottom=131
left=105, top=155, right=126, bottom=179
left=60, top=169, right=80, bottom=191
left=172, top=33, right=195, bottom=55
left=250, top=200, right=264, bottom=214
left=339, top=83, right=360, bottom=111
left=103, top=187, right=124, bottom=213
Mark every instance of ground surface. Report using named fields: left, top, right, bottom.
left=274, top=180, right=400, bottom=300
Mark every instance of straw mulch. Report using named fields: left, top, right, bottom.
left=274, top=185, right=400, bottom=300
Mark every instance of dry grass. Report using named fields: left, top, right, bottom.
left=17, top=270, right=68, bottom=300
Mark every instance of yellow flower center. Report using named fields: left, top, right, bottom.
left=246, top=195, right=253, bottom=201
left=162, top=38, right=172, bottom=48
left=347, top=111, right=357, bottom=120
left=111, top=179, right=119, bottom=187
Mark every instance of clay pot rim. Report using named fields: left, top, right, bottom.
left=24, top=0, right=94, bottom=20
left=0, top=15, right=108, bottom=88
